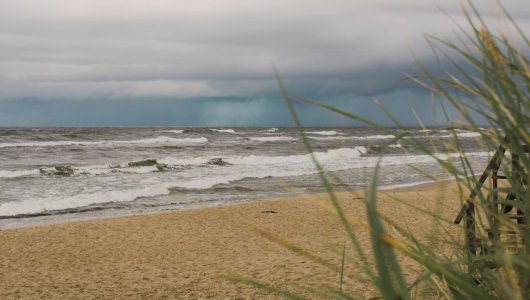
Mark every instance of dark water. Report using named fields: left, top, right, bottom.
left=0, top=127, right=489, bottom=228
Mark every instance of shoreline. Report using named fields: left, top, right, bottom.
left=0, top=181, right=464, bottom=298
left=0, top=179, right=450, bottom=230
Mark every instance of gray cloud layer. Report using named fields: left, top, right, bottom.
left=0, top=0, right=529, bottom=125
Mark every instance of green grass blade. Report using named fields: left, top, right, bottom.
left=365, top=160, right=409, bottom=300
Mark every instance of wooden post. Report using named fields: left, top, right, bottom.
left=455, top=145, right=506, bottom=224
left=465, top=202, right=477, bottom=255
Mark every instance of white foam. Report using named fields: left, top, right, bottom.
left=455, top=132, right=481, bottom=138
left=37, top=164, right=114, bottom=177
left=112, top=136, right=208, bottom=145
left=1, top=154, right=209, bottom=179
left=309, top=135, right=395, bottom=141
left=226, top=147, right=367, bottom=166
left=306, top=130, right=340, bottom=136
left=0, top=140, right=101, bottom=148
left=172, top=148, right=492, bottom=194
left=261, top=128, right=279, bottom=133
left=406, top=132, right=482, bottom=139
left=378, top=179, right=459, bottom=190
left=0, top=169, right=40, bottom=178
left=165, top=147, right=369, bottom=190
left=379, top=180, right=437, bottom=190
left=0, top=183, right=174, bottom=216
left=0, top=136, right=208, bottom=149
left=353, top=146, right=368, bottom=154
left=308, top=136, right=350, bottom=141
left=210, top=129, right=237, bottom=134
left=389, top=143, right=402, bottom=149
left=0, top=165, right=113, bottom=178
left=0, top=148, right=491, bottom=216
left=248, top=136, right=297, bottom=142
left=419, top=129, right=432, bottom=133
left=48, top=163, right=158, bottom=177
left=76, top=165, right=114, bottom=176
left=156, top=130, right=184, bottom=134
left=352, top=135, right=395, bottom=140
left=117, top=166, right=159, bottom=174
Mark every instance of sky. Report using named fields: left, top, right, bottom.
left=0, top=0, right=529, bottom=127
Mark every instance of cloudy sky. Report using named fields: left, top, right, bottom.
left=1, top=0, right=529, bottom=126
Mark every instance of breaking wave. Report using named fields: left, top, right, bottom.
left=209, top=129, right=237, bottom=134
left=406, top=132, right=482, bottom=139
left=353, top=135, right=396, bottom=140
left=0, top=183, right=175, bottom=216
left=0, top=136, right=208, bottom=149
left=0, top=147, right=492, bottom=217
left=0, top=169, right=40, bottom=178
left=261, top=128, right=279, bottom=133
left=309, top=134, right=395, bottom=141
left=248, top=136, right=297, bottom=142
left=156, top=129, right=184, bottom=134
left=306, top=130, right=341, bottom=136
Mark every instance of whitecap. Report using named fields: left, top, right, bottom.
left=112, top=136, right=207, bottom=145
left=308, top=136, right=351, bottom=141
left=156, top=130, right=184, bottom=134
left=226, top=147, right=367, bottom=166
left=0, top=136, right=208, bottom=148
left=209, top=129, right=237, bottom=134
left=0, top=183, right=174, bottom=216
left=158, top=156, right=211, bottom=166
left=352, top=135, right=395, bottom=140
left=406, top=132, right=481, bottom=139
left=0, top=169, right=40, bottom=178
left=261, top=128, right=279, bottom=133
left=306, top=130, right=340, bottom=136
left=455, top=132, right=481, bottom=138
left=117, top=166, right=160, bottom=174
left=309, top=135, right=395, bottom=141
left=248, top=136, right=297, bottom=142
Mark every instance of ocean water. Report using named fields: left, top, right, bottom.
left=0, top=127, right=489, bottom=228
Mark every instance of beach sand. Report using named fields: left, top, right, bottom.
left=0, top=182, right=464, bottom=299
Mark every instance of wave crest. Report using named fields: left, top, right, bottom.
left=0, top=136, right=208, bottom=149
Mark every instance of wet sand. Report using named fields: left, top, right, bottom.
left=0, top=182, right=464, bottom=299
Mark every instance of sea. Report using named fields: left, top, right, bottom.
left=0, top=127, right=490, bottom=228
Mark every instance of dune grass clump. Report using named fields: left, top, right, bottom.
left=227, top=1, right=529, bottom=298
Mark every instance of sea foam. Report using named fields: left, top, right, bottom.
left=248, top=136, right=297, bottom=142
left=352, top=135, right=395, bottom=140
left=0, top=183, right=174, bottom=216
left=156, top=129, right=184, bottom=134
left=0, top=169, right=40, bottom=178
left=209, top=129, right=237, bottom=134
left=261, top=128, right=279, bottom=133
left=0, top=136, right=208, bottom=148
left=0, top=148, right=491, bottom=217
left=306, top=130, right=340, bottom=136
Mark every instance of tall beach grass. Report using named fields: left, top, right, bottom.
left=228, top=1, right=529, bottom=298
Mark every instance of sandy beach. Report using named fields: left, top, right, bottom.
left=0, top=182, right=464, bottom=299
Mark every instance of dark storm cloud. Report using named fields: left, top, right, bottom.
left=0, top=0, right=528, bottom=125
